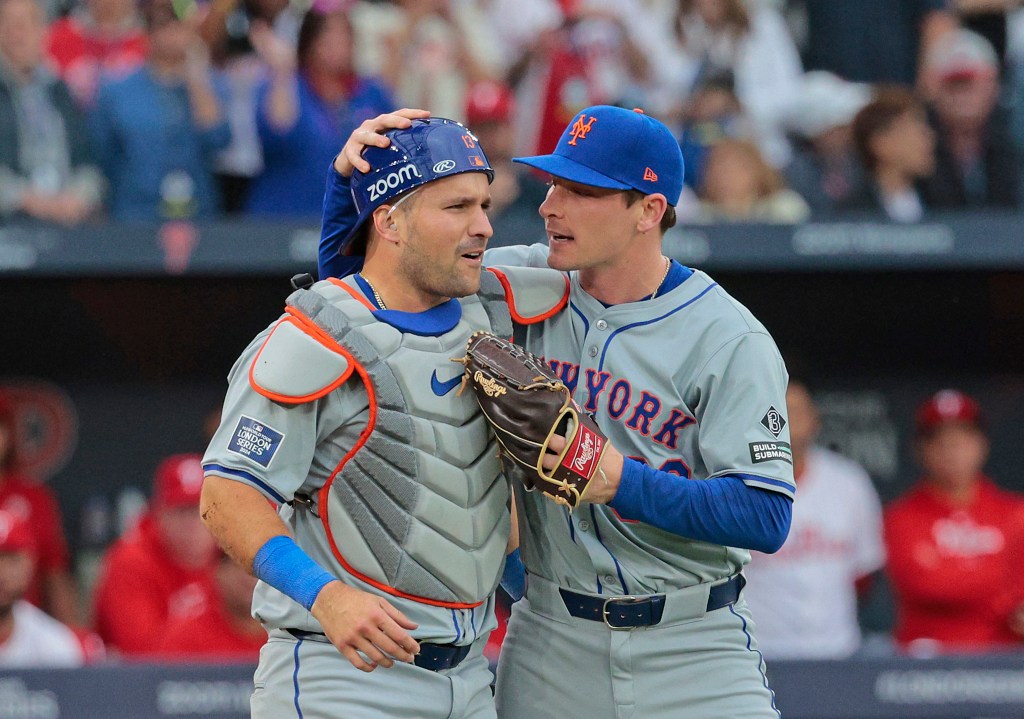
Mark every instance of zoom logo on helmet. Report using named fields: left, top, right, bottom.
left=367, top=164, right=422, bottom=202
left=340, top=118, right=495, bottom=255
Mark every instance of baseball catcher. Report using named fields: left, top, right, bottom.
left=456, top=331, right=608, bottom=510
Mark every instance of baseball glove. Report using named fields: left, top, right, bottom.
left=455, top=331, right=608, bottom=510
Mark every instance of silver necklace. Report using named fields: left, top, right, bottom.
left=649, top=256, right=671, bottom=300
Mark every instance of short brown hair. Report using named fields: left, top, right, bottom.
left=624, top=190, right=677, bottom=233
left=851, top=87, right=922, bottom=172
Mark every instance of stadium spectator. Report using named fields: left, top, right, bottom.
left=954, top=0, right=1018, bottom=67
left=649, top=0, right=804, bottom=167
left=198, top=0, right=301, bottom=58
left=691, top=137, right=810, bottom=222
left=0, top=0, right=105, bottom=225
left=198, top=0, right=303, bottom=213
left=489, top=0, right=658, bottom=154
left=463, top=79, right=549, bottom=246
left=90, top=0, right=230, bottom=220
left=743, top=379, right=885, bottom=659
left=675, top=72, right=758, bottom=191
left=374, top=0, right=502, bottom=121
left=920, top=28, right=1020, bottom=209
left=0, top=509, right=85, bottom=668
left=885, top=390, right=1024, bottom=653
left=92, top=453, right=219, bottom=657
left=44, top=0, right=146, bottom=108
left=797, top=0, right=958, bottom=87
left=157, top=552, right=265, bottom=662
left=0, top=393, right=79, bottom=626
left=242, top=1, right=394, bottom=217
left=845, top=87, right=937, bottom=222
left=783, top=70, right=872, bottom=216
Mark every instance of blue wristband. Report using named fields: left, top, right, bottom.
left=252, top=535, right=336, bottom=611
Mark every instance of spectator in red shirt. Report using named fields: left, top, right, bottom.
left=92, top=453, right=219, bottom=657
left=157, top=552, right=265, bottom=662
left=884, top=390, right=1024, bottom=654
left=45, top=0, right=147, bottom=107
left=0, top=509, right=86, bottom=668
left=0, top=393, right=78, bottom=626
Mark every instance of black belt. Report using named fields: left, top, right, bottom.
left=558, top=574, right=745, bottom=630
left=284, top=629, right=471, bottom=672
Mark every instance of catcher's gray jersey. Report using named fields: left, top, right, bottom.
left=203, top=277, right=513, bottom=645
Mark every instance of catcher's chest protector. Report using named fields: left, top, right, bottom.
left=286, top=283, right=512, bottom=606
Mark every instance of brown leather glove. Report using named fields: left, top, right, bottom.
left=456, top=332, right=608, bottom=510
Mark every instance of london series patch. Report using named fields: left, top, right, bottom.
left=227, top=416, right=284, bottom=468
left=760, top=406, right=787, bottom=437
left=749, top=441, right=792, bottom=465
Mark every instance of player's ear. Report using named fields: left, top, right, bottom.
left=371, top=206, right=401, bottom=245
left=636, top=193, right=668, bottom=234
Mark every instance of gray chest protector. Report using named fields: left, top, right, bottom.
left=285, top=278, right=513, bottom=607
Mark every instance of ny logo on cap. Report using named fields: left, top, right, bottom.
left=568, top=115, right=598, bottom=146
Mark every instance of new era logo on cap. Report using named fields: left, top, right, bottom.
left=643, top=167, right=658, bottom=182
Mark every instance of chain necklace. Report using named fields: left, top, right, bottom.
left=359, top=273, right=387, bottom=310
left=649, top=256, right=671, bottom=300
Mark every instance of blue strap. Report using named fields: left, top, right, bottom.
left=610, top=462, right=792, bottom=553
left=252, top=535, right=336, bottom=611
left=500, top=548, right=526, bottom=601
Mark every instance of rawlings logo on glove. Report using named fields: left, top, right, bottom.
left=455, top=332, right=608, bottom=510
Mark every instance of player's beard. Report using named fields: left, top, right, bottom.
left=398, top=231, right=483, bottom=302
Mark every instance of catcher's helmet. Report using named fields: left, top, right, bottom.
left=339, top=117, right=494, bottom=253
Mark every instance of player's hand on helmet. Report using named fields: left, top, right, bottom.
left=540, top=435, right=626, bottom=505
left=333, top=109, right=432, bottom=177
left=311, top=580, right=420, bottom=672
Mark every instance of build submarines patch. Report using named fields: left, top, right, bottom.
left=749, top=441, right=792, bottom=465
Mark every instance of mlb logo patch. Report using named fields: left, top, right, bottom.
left=227, top=416, right=284, bottom=468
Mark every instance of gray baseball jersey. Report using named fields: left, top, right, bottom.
left=485, top=243, right=792, bottom=719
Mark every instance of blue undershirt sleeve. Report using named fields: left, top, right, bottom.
left=609, top=460, right=792, bottom=553
left=319, top=166, right=358, bottom=279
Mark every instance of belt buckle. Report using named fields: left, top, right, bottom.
left=602, top=595, right=646, bottom=631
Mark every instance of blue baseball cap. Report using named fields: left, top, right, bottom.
left=513, top=106, right=684, bottom=206
left=341, top=117, right=494, bottom=252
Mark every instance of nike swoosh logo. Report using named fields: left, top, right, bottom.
left=431, top=370, right=463, bottom=397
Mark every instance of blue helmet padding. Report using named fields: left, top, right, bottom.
left=339, top=118, right=494, bottom=252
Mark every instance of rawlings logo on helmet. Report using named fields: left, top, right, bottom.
left=433, top=160, right=457, bottom=173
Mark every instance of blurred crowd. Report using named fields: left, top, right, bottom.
left=3, top=0, right=1024, bottom=229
